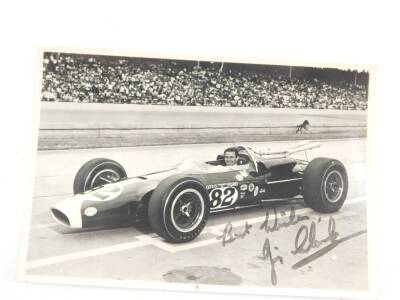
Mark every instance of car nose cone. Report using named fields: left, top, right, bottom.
left=50, top=196, right=85, bottom=228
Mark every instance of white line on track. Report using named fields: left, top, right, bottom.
left=26, top=240, right=146, bottom=270
left=32, top=222, right=58, bottom=230
left=26, top=195, right=366, bottom=270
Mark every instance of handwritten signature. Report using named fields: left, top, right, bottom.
left=215, top=206, right=367, bottom=286
left=291, top=217, right=367, bottom=270
left=216, top=221, right=252, bottom=246
left=217, top=205, right=307, bottom=246
left=292, top=216, right=338, bottom=255
left=260, top=238, right=283, bottom=286
left=259, top=205, right=310, bottom=233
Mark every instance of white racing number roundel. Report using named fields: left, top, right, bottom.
left=209, top=186, right=239, bottom=209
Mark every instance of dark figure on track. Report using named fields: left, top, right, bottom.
left=296, top=120, right=310, bottom=134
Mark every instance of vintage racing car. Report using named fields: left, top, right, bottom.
left=50, top=141, right=348, bottom=243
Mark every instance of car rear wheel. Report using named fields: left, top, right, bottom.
left=73, top=158, right=127, bottom=194
left=302, top=157, right=348, bottom=213
left=148, top=176, right=209, bottom=243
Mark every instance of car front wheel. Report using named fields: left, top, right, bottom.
left=148, top=176, right=210, bottom=243
left=73, top=158, right=127, bottom=194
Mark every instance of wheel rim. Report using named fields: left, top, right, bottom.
left=170, top=188, right=205, bottom=233
left=323, top=170, right=344, bottom=203
left=90, top=169, right=121, bottom=189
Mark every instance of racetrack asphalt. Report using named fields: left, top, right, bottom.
left=40, top=102, right=367, bottom=128
left=21, top=138, right=369, bottom=294
left=38, top=103, right=367, bottom=150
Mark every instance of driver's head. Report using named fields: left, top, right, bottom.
left=224, top=147, right=238, bottom=166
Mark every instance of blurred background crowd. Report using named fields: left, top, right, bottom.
left=42, top=53, right=368, bottom=110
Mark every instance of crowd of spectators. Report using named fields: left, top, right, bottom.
left=42, top=53, right=368, bottom=110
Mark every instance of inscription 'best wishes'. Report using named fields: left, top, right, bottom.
left=216, top=206, right=367, bottom=286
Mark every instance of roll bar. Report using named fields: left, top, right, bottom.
left=249, top=141, right=321, bottom=159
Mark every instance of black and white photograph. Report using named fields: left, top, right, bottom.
left=17, top=49, right=373, bottom=298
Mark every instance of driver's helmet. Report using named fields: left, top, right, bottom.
left=236, top=147, right=251, bottom=165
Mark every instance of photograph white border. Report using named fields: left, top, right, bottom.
left=16, top=46, right=377, bottom=300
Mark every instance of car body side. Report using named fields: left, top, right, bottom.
left=51, top=157, right=305, bottom=229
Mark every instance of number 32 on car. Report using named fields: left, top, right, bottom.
left=209, top=187, right=238, bottom=209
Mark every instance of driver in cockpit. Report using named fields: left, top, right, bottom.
left=223, top=147, right=239, bottom=166
left=178, top=147, right=249, bottom=173
left=222, top=147, right=249, bottom=171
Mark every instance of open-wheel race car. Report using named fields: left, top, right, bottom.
left=50, top=141, right=348, bottom=243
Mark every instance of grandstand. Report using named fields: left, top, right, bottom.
left=41, top=52, right=369, bottom=110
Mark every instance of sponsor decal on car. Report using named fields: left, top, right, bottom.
left=235, top=174, right=244, bottom=181
left=254, top=186, right=259, bottom=197
left=240, top=170, right=248, bottom=177
left=248, top=183, right=255, bottom=192
left=240, top=192, right=246, bottom=199
left=240, top=184, right=248, bottom=191
left=206, top=182, right=238, bottom=190
left=260, top=188, right=266, bottom=194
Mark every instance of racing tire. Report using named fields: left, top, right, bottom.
left=148, top=175, right=210, bottom=243
left=73, top=158, right=127, bottom=194
left=302, top=157, right=348, bottom=213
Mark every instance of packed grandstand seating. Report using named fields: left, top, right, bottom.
left=41, top=53, right=368, bottom=110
